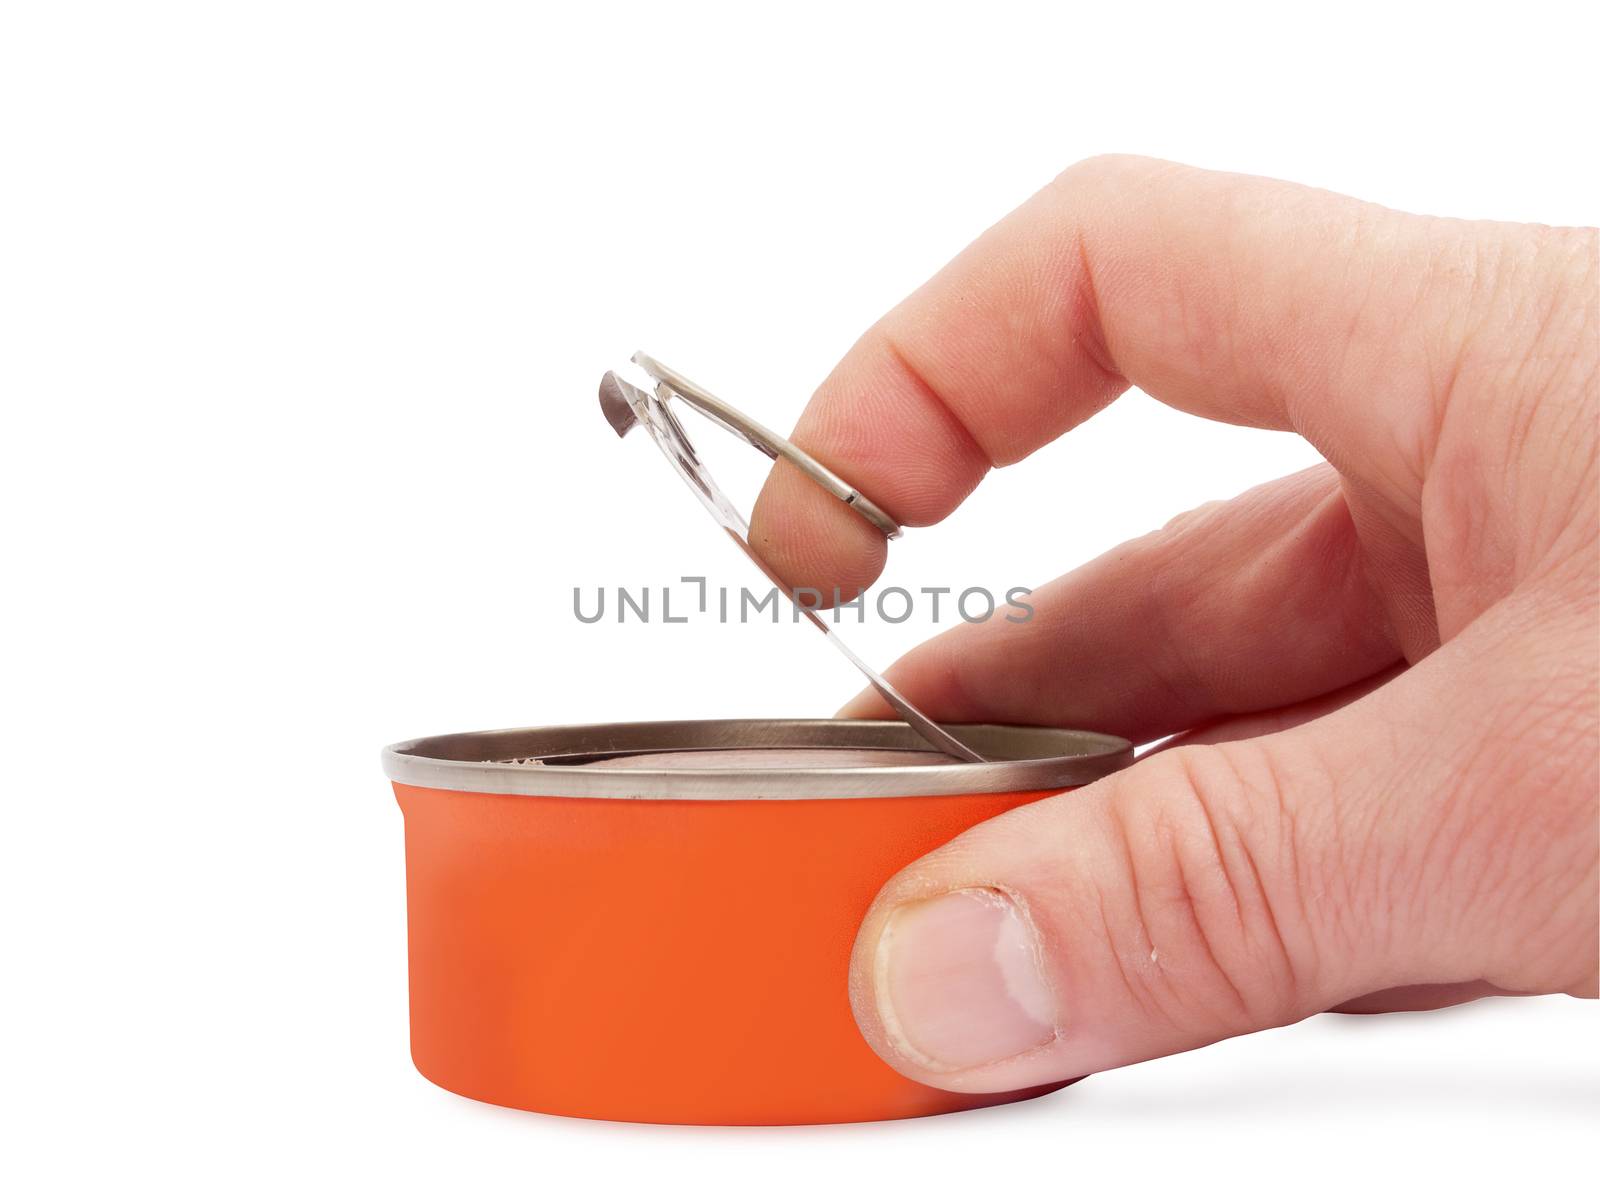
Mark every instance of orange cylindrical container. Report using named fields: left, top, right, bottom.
left=385, top=720, right=1131, bottom=1125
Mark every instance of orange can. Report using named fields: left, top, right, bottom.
left=384, top=719, right=1131, bottom=1125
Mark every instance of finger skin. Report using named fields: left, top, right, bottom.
left=1151, top=663, right=1407, bottom=751
left=1328, top=982, right=1520, bottom=1015
left=849, top=594, right=1598, bottom=1093
left=1147, top=658, right=1445, bottom=1034
left=836, top=465, right=1402, bottom=742
left=750, top=155, right=1495, bottom=625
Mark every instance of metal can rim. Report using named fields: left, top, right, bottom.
left=382, top=719, right=1134, bottom=800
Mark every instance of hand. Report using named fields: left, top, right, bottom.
left=748, top=156, right=1597, bottom=1093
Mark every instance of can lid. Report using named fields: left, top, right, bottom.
left=382, top=719, right=1133, bottom=800
left=600, top=356, right=985, bottom=764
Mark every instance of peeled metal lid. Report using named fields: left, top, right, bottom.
left=598, top=356, right=986, bottom=764
left=382, top=719, right=1133, bottom=800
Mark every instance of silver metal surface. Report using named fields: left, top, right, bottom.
left=383, top=719, right=1134, bottom=800
left=631, top=352, right=902, bottom=539
left=599, top=356, right=985, bottom=764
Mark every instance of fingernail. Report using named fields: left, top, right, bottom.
left=874, top=888, right=1057, bottom=1070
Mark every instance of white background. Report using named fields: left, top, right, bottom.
left=2, top=1, right=1595, bottom=1196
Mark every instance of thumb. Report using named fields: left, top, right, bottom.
left=847, top=612, right=1597, bottom=1092
left=851, top=736, right=1340, bottom=1091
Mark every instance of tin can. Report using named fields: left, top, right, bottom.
left=384, top=719, right=1132, bottom=1125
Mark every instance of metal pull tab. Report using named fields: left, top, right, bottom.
left=597, top=354, right=986, bottom=764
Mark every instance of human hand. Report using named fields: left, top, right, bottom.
left=748, top=157, right=1597, bottom=1093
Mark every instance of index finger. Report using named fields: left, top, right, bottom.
left=748, top=154, right=1476, bottom=597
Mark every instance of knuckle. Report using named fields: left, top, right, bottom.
left=1154, top=498, right=1229, bottom=541
left=1427, top=223, right=1596, bottom=464
left=1097, top=746, right=1315, bottom=1035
